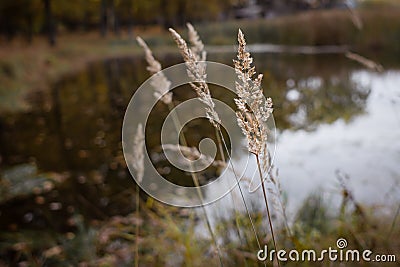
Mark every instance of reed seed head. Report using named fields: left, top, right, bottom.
left=187, top=23, right=206, bottom=62
left=169, top=27, right=221, bottom=129
left=136, top=36, right=173, bottom=104
left=234, top=29, right=273, bottom=160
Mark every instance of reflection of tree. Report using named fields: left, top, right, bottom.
left=210, top=53, right=371, bottom=131
left=258, top=54, right=371, bottom=131
left=51, top=82, right=71, bottom=170
left=286, top=75, right=369, bottom=130
left=104, top=59, right=125, bottom=117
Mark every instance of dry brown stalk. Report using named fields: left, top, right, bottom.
left=132, top=124, right=145, bottom=267
left=345, top=51, right=384, bottom=72
left=234, top=29, right=280, bottom=267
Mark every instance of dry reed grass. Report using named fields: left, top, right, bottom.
left=234, top=29, right=280, bottom=267
left=169, top=27, right=221, bottom=129
left=136, top=37, right=173, bottom=104
left=137, top=31, right=224, bottom=266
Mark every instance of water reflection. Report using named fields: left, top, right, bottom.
left=0, top=53, right=388, bottom=231
left=275, top=70, right=400, bottom=211
left=204, top=70, right=400, bottom=222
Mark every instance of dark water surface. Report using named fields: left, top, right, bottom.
left=0, top=52, right=399, bottom=231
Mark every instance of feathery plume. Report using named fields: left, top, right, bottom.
left=169, top=28, right=221, bottom=128
left=136, top=36, right=173, bottom=104
left=234, top=29, right=280, bottom=267
left=234, top=29, right=273, bottom=158
left=132, top=124, right=145, bottom=183
left=187, top=23, right=206, bottom=61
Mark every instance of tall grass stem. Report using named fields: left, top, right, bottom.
left=256, top=155, right=280, bottom=267
left=167, top=102, right=224, bottom=267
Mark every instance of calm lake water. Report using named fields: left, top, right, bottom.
left=0, top=51, right=399, bottom=230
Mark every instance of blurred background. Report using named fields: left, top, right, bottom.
left=0, top=0, right=399, bottom=266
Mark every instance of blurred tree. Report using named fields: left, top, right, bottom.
left=100, top=0, right=107, bottom=36
left=0, top=0, right=42, bottom=42
left=0, top=0, right=237, bottom=41
left=132, top=0, right=161, bottom=25
left=117, top=0, right=135, bottom=36
left=99, top=0, right=120, bottom=36
left=53, top=0, right=97, bottom=31
left=0, top=0, right=349, bottom=42
left=186, top=0, right=232, bottom=22
left=43, top=0, right=56, bottom=46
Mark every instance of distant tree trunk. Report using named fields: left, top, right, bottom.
left=43, top=0, right=56, bottom=46
left=176, top=0, right=186, bottom=27
left=127, top=13, right=134, bottom=38
left=83, top=11, right=89, bottom=32
left=26, top=14, right=33, bottom=44
left=114, top=13, right=120, bottom=36
left=109, top=0, right=120, bottom=36
left=100, top=0, right=108, bottom=37
left=126, top=1, right=133, bottom=39
left=160, top=0, right=170, bottom=30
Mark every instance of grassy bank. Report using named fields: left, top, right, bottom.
left=195, top=6, right=400, bottom=51
left=1, top=6, right=400, bottom=113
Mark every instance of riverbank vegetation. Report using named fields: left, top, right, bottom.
left=1, top=172, right=398, bottom=266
